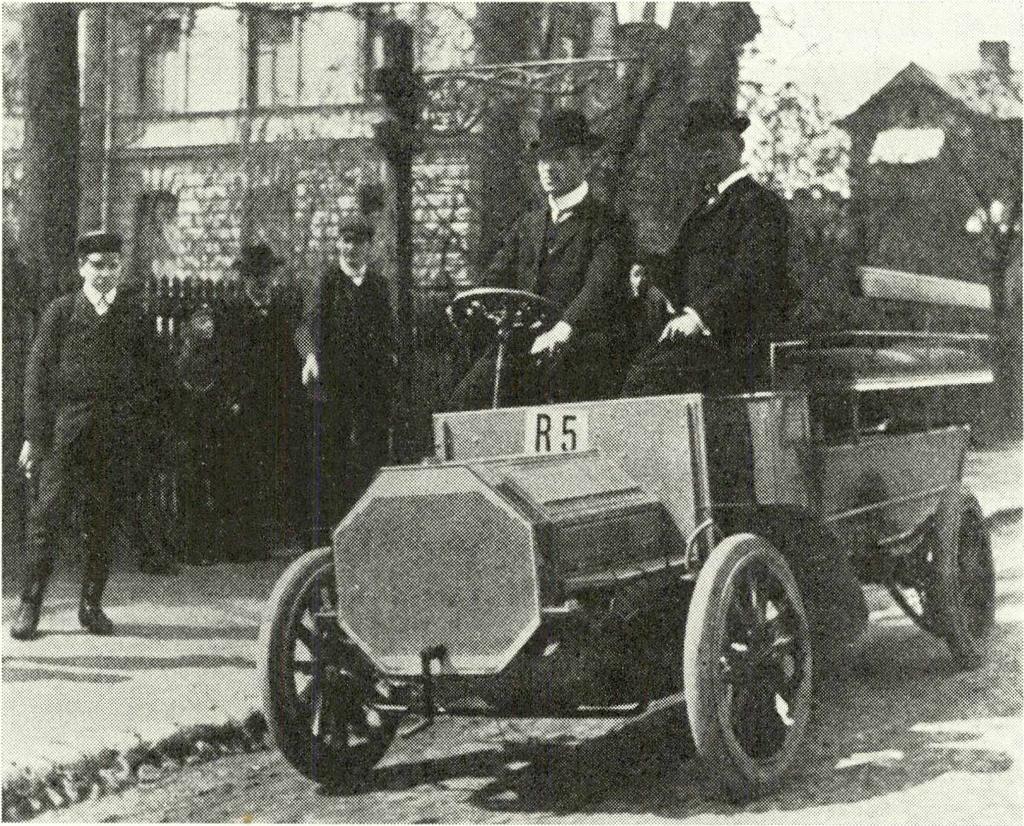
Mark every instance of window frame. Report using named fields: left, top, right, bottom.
left=138, top=8, right=194, bottom=115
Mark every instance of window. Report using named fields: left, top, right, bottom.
left=251, top=9, right=299, bottom=107
left=139, top=7, right=239, bottom=114
left=300, top=8, right=363, bottom=104
left=141, top=13, right=187, bottom=113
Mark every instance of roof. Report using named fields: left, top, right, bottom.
left=947, top=66, right=1023, bottom=120
left=839, top=61, right=1023, bottom=126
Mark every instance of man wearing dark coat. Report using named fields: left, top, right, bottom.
left=12, top=231, right=169, bottom=640
left=621, top=102, right=799, bottom=396
left=296, top=218, right=396, bottom=543
left=451, top=109, right=627, bottom=410
left=220, top=244, right=304, bottom=558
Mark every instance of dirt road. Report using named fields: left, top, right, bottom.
left=38, top=513, right=1022, bottom=825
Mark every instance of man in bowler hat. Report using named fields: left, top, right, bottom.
left=296, top=217, right=396, bottom=542
left=451, top=108, right=627, bottom=409
left=12, top=231, right=170, bottom=640
left=622, top=101, right=799, bottom=396
left=220, top=243, right=303, bottom=557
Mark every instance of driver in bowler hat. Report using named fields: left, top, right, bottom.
left=450, top=108, right=628, bottom=410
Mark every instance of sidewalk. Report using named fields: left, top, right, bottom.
left=2, top=559, right=291, bottom=787
left=1, top=444, right=1020, bottom=814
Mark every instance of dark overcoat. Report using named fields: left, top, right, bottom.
left=295, top=267, right=396, bottom=412
left=645, top=176, right=798, bottom=390
left=295, top=266, right=396, bottom=532
left=451, top=194, right=628, bottom=408
left=24, top=286, right=167, bottom=465
left=482, top=195, right=624, bottom=338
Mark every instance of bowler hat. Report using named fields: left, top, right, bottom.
left=232, top=243, right=284, bottom=276
left=530, top=108, right=603, bottom=155
left=77, top=230, right=123, bottom=256
left=682, top=101, right=750, bottom=137
left=337, top=216, right=375, bottom=242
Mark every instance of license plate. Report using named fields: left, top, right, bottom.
left=524, top=408, right=589, bottom=455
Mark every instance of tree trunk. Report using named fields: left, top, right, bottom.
left=21, top=4, right=80, bottom=308
left=473, top=4, right=536, bottom=268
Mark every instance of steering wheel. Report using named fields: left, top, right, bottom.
left=447, top=288, right=562, bottom=408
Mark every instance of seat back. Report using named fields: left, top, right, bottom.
left=854, top=265, right=992, bottom=310
left=772, top=267, right=993, bottom=442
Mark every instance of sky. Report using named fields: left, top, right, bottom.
left=618, top=0, right=1023, bottom=118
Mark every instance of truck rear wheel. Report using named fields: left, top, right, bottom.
left=259, top=547, right=399, bottom=787
left=930, top=487, right=995, bottom=668
left=683, top=534, right=813, bottom=799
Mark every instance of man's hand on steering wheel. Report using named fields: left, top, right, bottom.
left=530, top=320, right=573, bottom=356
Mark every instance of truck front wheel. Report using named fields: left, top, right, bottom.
left=683, top=534, right=813, bottom=800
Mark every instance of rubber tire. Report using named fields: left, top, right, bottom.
left=683, top=534, right=813, bottom=800
left=258, top=547, right=397, bottom=787
left=929, top=486, right=995, bottom=669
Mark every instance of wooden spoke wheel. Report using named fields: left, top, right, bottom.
left=259, top=548, right=400, bottom=787
left=929, top=487, right=995, bottom=668
left=683, top=534, right=813, bottom=799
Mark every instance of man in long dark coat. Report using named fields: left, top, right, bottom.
left=451, top=108, right=627, bottom=410
left=12, top=231, right=168, bottom=640
left=622, top=102, right=799, bottom=396
left=221, top=244, right=304, bottom=558
left=296, top=218, right=396, bottom=543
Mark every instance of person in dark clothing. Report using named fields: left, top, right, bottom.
left=296, top=218, right=396, bottom=543
left=220, top=244, right=304, bottom=558
left=451, top=109, right=627, bottom=410
left=174, top=302, right=238, bottom=565
left=12, top=231, right=170, bottom=640
left=622, top=101, right=799, bottom=397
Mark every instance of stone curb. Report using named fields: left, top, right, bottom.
left=1, top=711, right=268, bottom=822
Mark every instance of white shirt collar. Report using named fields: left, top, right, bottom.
left=715, top=168, right=750, bottom=198
left=548, top=180, right=589, bottom=224
left=340, top=261, right=368, bottom=286
left=82, top=282, right=117, bottom=316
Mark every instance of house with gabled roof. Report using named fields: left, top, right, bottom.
left=837, top=42, right=1021, bottom=287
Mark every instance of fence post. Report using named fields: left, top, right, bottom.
left=374, top=20, right=420, bottom=461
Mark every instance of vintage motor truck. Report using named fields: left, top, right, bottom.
left=259, top=267, right=996, bottom=798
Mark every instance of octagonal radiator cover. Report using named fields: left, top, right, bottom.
left=333, top=464, right=541, bottom=676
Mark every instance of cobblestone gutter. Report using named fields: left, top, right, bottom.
left=2, top=713, right=267, bottom=821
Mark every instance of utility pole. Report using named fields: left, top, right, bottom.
left=374, top=20, right=419, bottom=460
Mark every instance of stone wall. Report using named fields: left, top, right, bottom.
left=108, top=136, right=481, bottom=291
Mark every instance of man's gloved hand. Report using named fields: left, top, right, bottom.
left=301, top=353, right=320, bottom=386
left=530, top=320, right=572, bottom=356
left=19, top=440, right=40, bottom=479
left=659, top=308, right=710, bottom=342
